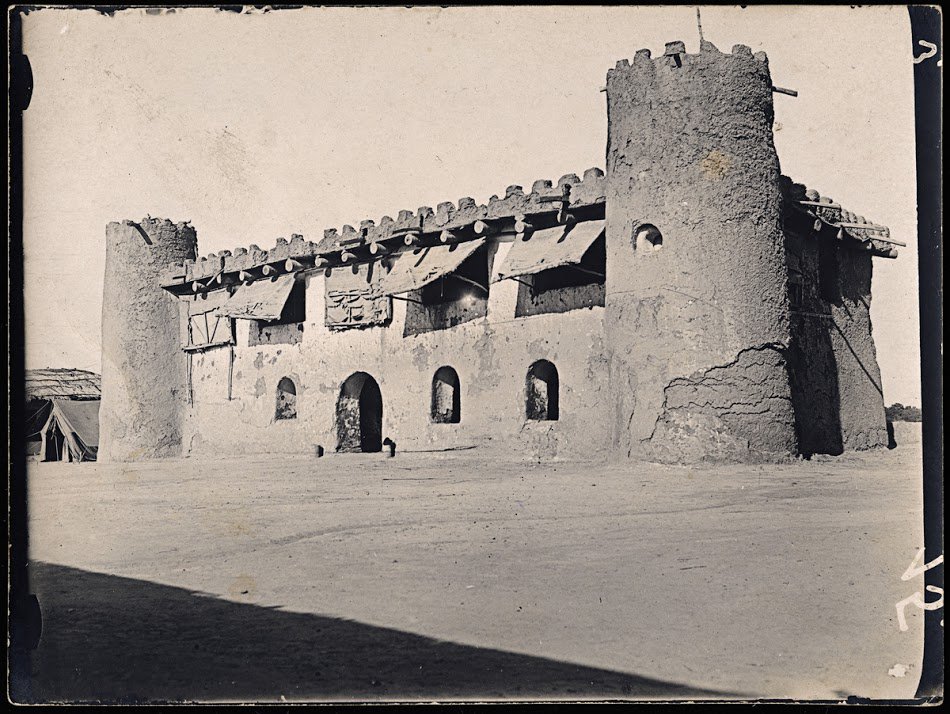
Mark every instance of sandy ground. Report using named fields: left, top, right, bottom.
left=21, top=423, right=925, bottom=703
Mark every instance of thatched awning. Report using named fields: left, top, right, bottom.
left=25, top=369, right=101, bottom=401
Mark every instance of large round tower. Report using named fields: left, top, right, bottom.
left=99, top=217, right=197, bottom=462
left=604, top=40, right=798, bottom=463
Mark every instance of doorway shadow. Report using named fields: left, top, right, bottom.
left=20, top=562, right=733, bottom=704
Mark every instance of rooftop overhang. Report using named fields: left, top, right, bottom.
left=159, top=175, right=607, bottom=297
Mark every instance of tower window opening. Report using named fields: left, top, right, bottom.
left=635, top=224, right=663, bottom=251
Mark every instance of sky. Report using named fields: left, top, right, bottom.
left=19, top=5, right=922, bottom=406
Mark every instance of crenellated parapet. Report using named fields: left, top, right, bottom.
left=159, top=168, right=606, bottom=292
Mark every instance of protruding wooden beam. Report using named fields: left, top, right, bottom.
left=285, top=259, right=303, bottom=271
left=772, top=86, right=798, bottom=97
left=262, top=264, right=278, bottom=276
left=515, top=218, right=533, bottom=234
left=340, top=251, right=356, bottom=262
left=403, top=232, right=419, bottom=246
left=314, top=257, right=329, bottom=268
left=473, top=220, right=494, bottom=236
left=238, top=270, right=254, bottom=282
left=799, top=200, right=842, bottom=209
left=439, top=230, right=455, bottom=243
left=836, top=222, right=891, bottom=232
left=369, top=241, right=381, bottom=254
left=813, top=218, right=823, bottom=233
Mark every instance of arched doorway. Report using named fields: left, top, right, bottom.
left=336, top=372, right=383, bottom=452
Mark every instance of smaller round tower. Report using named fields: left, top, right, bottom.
left=99, top=218, right=197, bottom=462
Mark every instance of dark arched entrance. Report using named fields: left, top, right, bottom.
left=336, top=372, right=383, bottom=453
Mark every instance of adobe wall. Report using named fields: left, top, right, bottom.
left=831, top=249, right=888, bottom=449
left=182, top=238, right=612, bottom=460
left=100, top=218, right=197, bottom=462
left=786, top=229, right=888, bottom=454
left=604, top=41, right=797, bottom=463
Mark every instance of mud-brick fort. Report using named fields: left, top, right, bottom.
left=99, top=40, right=903, bottom=464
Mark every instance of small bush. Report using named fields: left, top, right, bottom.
left=885, top=403, right=922, bottom=422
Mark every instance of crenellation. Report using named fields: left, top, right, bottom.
left=107, top=37, right=896, bottom=467
left=435, top=201, right=456, bottom=226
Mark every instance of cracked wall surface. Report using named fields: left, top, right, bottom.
left=100, top=218, right=196, bottom=462
left=604, top=41, right=797, bottom=462
left=649, top=344, right=797, bottom=463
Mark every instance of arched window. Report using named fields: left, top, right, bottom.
left=526, top=360, right=559, bottom=421
left=276, top=377, right=297, bottom=420
left=431, top=366, right=461, bottom=423
left=635, top=224, right=663, bottom=251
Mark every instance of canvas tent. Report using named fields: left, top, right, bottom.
left=24, top=368, right=101, bottom=461
left=40, top=398, right=100, bottom=462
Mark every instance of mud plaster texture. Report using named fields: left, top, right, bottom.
left=183, top=239, right=610, bottom=461
left=786, top=224, right=888, bottom=454
left=99, top=219, right=197, bottom=462
left=112, top=43, right=895, bottom=466
left=604, top=41, right=796, bottom=463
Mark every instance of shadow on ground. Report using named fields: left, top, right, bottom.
left=19, top=561, right=730, bottom=703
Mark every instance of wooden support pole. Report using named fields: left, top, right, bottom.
left=569, top=266, right=606, bottom=280
left=451, top=274, right=489, bottom=294
left=390, top=294, right=424, bottom=305
left=227, top=343, right=234, bottom=401
left=186, top=352, right=193, bottom=406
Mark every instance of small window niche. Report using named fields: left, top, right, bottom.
left=250, top=279, right=306, bottom=346
left=431, top=366, right=461, bottom=424
left=635, top=224, right=663, bottom=252
left=404, top=245, right=490, bottom=336
left=515, top=233, right=606, bottom=317
left=526, top=360, right=559, bottom=421
left=275, top=377, right=297, bottom=420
